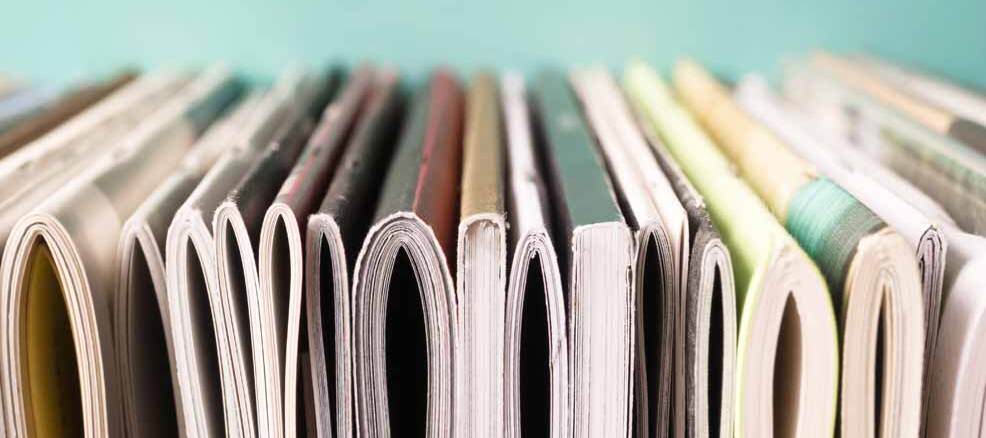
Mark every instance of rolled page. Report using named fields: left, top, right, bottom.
left=351, top=70, right=463, bottom=438
left=676, top=60, right=924, bottom=438
left=500, top=72, right=570, bottom=438
left=625, top=60, right=838, bottom=438
left=305, top=68, right=403, bottom=438
left=165, top=69, right=325, bottom=438
left=259, top=66, right=371, bottom=437
left=0, top=66, right=241, bottom=438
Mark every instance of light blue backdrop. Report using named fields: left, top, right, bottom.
left=2, top=0, right=984, bottom=88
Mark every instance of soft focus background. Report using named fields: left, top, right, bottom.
left=2, top=0, right=984, bottom=87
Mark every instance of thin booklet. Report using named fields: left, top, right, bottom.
left=735, top=75, right=948, bottom=433
left=621, top=70, right=740, bottom=438
left=212, top=73, right=330, bottom=438
left=115, top=90, right=261, bottom=437
left=777, top=68, right=986, bottom=437
left=305, top=67, right=404, bottom=438
left=258, top=65, right=373, bottom=437
left=641, top=115, right=738, bottom=438
left=500, top=72, right=569, bottom=438
left=165, top=70, right=324, bottom=438
left=0, top=72, right=184, bottom=438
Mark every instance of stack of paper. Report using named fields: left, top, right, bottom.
left=0, top=54, right=982, bottom=438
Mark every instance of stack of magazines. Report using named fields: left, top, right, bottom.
left=0, top=52, right=982, bottom=438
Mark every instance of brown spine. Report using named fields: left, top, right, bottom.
left=459, top=72, right=505, bottom=219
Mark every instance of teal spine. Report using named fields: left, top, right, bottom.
left=785, top=178, right=884, bottom=309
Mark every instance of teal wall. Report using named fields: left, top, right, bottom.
left=2, top=0, right=984, bottom=89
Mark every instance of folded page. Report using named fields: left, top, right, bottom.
left=258, top=65, right=371, bottom=438
left=625, top=60, right=838, bottom=438
left=351, top=70, right=463, bottom=438
left=165, top=70, right=325, bottom=438
left=500, top=72, right=570, bottom=438
left=0, top=66, right=240, bottom=437
left=305, top=68, right=404, bottom=438
left=676, top=60, right=925, bottom=438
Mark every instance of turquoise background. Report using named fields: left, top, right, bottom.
left=2, top=0, right=984, bottom=89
